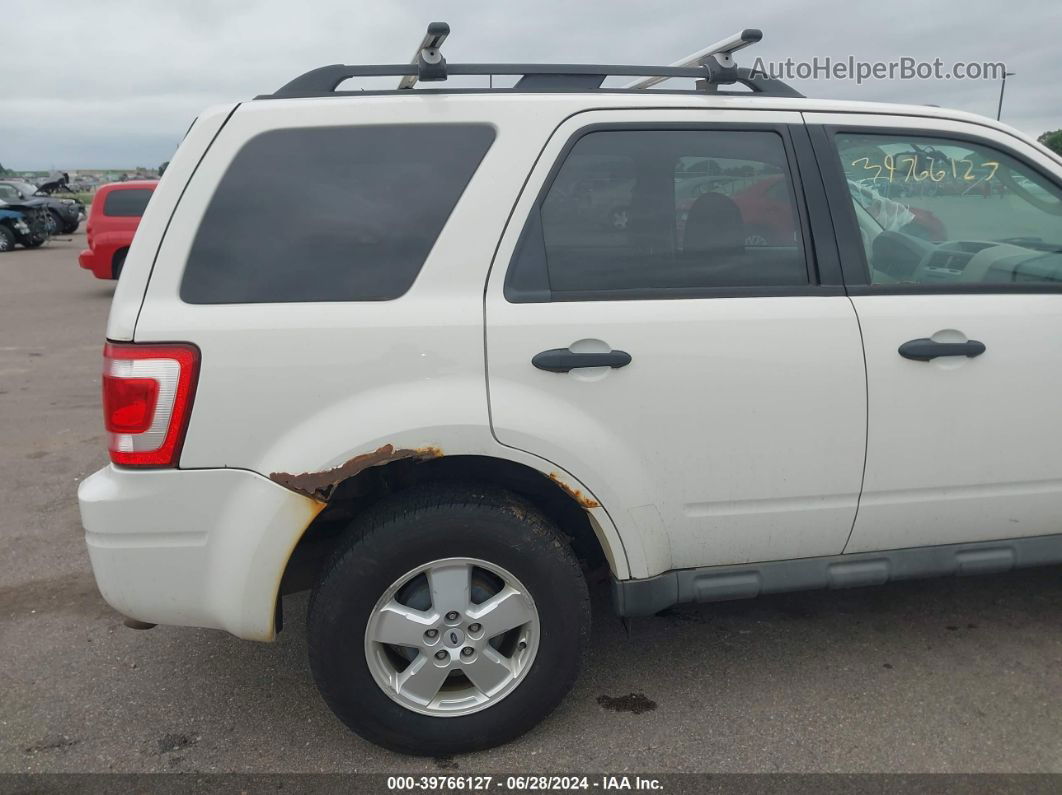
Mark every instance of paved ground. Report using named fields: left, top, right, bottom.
left=2, top=233, right=1061, bottom=774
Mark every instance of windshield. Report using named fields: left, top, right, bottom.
left=3, top=181, right=39, bottom=197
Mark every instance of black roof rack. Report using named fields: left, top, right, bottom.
left=259, top=23, right=803, bottom=100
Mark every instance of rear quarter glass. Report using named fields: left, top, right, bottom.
left=179, top=123, right=495, bottom=304
left=103, top=188, right=154, bottom=217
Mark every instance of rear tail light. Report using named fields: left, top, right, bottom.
left=102, top=342, right=200, bottom=467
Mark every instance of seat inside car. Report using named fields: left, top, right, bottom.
left=682, top=191, right=745, bottom=256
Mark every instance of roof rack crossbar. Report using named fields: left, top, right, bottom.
left=625, top=28, right=763, bottom=90
left=397, top=21, right=449, bottom=90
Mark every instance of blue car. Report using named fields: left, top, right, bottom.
left=0, top=208, right=34, bottom=252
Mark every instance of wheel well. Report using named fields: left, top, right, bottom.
left=111, top=247, right=128, bottom=279
left=279, top=455, right=611, bottom=597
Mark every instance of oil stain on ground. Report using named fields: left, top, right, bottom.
left=596, top=693, right=657, bottom=715
left=157, top=733, right=198, bottom=754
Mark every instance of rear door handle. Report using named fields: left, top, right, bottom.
left=532, top=348, right=632, bottom=373
left=898, top=338, right=986, bottom=361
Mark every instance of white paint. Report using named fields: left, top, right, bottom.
left=79, top=465, right=321, bottom=640
left=82, top=91, right=1062, bottom=637
left=485, top=108, right=865, bottom=574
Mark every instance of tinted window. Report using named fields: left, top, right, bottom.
left=507, top=129, right=807, bottom=300
left=181, top=124, right=495, bottom=304
left=835, top=133, right=1062, bottom=286
left=103, top=188, right=153, bottom=217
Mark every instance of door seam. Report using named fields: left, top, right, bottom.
left=841, top=294, right=870, bottom=554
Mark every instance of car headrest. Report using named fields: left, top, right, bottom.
left=682, top=191, right=745, bottom=254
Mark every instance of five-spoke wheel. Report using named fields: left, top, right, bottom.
left=307, top=483, right=590, bottom=755
left=365, top=557, right=539, bottom=715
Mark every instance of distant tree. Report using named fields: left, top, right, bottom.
left=0, top=162, right=11, bottom=176
left=158, top=160, right=170, bottom=177
left=1038, top=130, right=1062, bottom=156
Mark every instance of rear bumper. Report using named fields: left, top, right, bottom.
left=78, top=248, right=102, bottom=275
left=79, top=240, right=121, bottom=279
left=78, top=465, right=323, bottom=640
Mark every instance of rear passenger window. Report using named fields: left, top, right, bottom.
left=103, top=189, right=153, bottom=217
left=506, top=129, right=808, bottom=301
left=180, top=124, right=495, bottom=304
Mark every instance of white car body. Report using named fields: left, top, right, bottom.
left=79, top=88, right=1062, bottom=641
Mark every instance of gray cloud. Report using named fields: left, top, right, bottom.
left=2, top=0, right=1059, bottom=169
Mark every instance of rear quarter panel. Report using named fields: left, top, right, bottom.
left=132, top=96, right=635, bottom=546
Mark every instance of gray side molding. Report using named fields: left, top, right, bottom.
left=612, top=534, right=1062, bottom=617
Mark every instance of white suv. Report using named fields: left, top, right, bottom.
left=78, top=26, right=1062, bottom=755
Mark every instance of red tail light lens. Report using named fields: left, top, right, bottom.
left=103, top=376, right=159, bottom=433
left=102, top=342, right=200, bottom=467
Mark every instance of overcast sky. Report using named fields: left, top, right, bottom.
left=3, top=0, right=1060, bottom=170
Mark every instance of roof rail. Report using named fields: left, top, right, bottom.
left=261, top=23, right=803, bottom=100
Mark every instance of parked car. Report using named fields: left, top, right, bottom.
left=78, top=181, right=157, bottom=279
left=78, top=26, right=1062, bottom=756
left=0, top=208, right=33, bottom=252
left=0, top=179, right=83, bottom=234
left=0, top=184, right=51, bottom=247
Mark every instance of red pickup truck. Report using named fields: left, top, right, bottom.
left=79, top=181, right=157, bottom=279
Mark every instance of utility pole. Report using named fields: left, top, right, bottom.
left=997, top=71, right=1016, bottom=121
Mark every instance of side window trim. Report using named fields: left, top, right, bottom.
left=504, top=121, right=842, bottom=303
left=806, top=124, right=873, bottom=290
left=809, top=122, right=1062, bottom=295
left=789, top=124, right=844, bottom=287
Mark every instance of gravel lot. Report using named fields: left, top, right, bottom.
left=2, top=233, right=1061, bottom=774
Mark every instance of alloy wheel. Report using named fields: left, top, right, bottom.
left=363, top=557, right=539, bottom=717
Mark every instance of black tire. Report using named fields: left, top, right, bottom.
left=0, top=225, right=14, bottom=253
left=307, top=482, right=590, bottom=755
left=63, top=219, right=80, bottom=234
left=49, top=211, right=65, bottom=235
left=111, top=248, right=127, bottom=279
left=22, top=237, right=45, bottom=248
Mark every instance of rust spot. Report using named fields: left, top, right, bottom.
left=548, top=472, right=600, bottom=509
left=270, top=444, right=443, bottom=502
